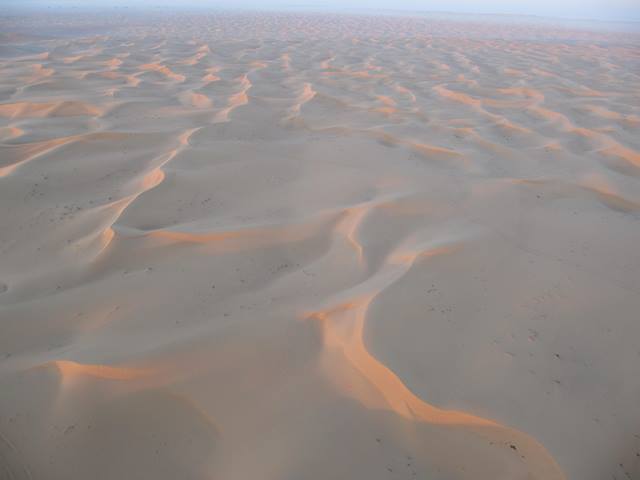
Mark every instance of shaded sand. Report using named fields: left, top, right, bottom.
left=1, top=10, right=639, bottom=480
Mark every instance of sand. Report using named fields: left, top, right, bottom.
left=0, top=9, right=639, bottom=480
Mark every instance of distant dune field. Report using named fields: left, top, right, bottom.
left=0, top=11, right=639, bottom=480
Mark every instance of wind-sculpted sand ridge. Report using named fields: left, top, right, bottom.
left=1, top=10, right=639, bottom=480
left=304, top=239, right=565, bottom=479
left=0, top=101, right=103, bottom=119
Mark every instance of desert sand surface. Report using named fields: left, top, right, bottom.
left=1, top=9, right=639, bottom=480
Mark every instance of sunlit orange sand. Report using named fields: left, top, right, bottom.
left=0, top=9, right=639, bottom=480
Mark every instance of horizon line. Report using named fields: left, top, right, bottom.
left=2, top=2, right=640, bottom=25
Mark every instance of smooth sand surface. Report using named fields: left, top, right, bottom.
left=1, top=10, right=639, bottom=480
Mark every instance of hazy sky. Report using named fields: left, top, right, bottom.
left=5, top=0, right=640, bottom=21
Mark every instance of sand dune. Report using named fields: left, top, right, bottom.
left=0, top=101, right=102, bottom=119
left=0, top=10, right=639, bottom=480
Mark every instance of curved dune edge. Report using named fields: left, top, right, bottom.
left=92, top=127, right=201, bottom=255
left=139, top=62, right=186, bottom=83
left=297, top=124, right=468, bottom=166
left=43, top=359, right=153, bottom=382
left=0, top=128, right=200, bottom=298
left=0, top=135, right=80, bottom=177
left=213, top=72, right=255, bottom=123
left=0, top=131, right=169, bottom=178
left=304, top=242, right=566, bottom=479
left=128, top=192, right=415, bottom=255
left=0, top=101, right=103, bottom=119
left=284, top=82, right=317, bottom=120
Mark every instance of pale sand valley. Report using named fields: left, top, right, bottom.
left=0, top=9, right=639, bottom=480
